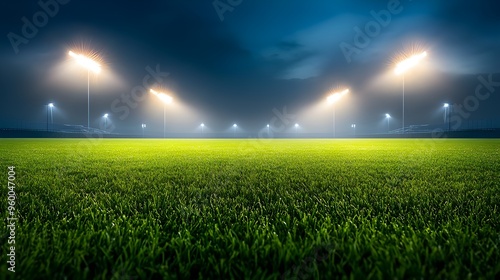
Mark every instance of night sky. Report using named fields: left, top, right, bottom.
left=1, top=0, right=499, bottom=136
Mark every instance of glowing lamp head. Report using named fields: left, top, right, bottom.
left=295, top=123, right=299, bottom=128
left=150, top=89, right=173, bottom=104
left=267, top=124, right=270, bottom=128
left=386, top=114, right=391, bottom=118
left=444, top=103, right=449, bottom=108
left=103, top=114, right=108, bottom=118
left=142, top=124, right=146, bottom=128
left=48, top=103, right=54, bottom=108
left=233, top=124, right=237, bottom=128
left=327, top=88, right=349, bottom=104
left=201, top=123, right=205, bottom=127
left=69, top=51, right=101, bottom=74
left=394, top=51, right=427, bottom=75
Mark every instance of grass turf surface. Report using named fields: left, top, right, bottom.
left=0, top=139, right=499, bottom=279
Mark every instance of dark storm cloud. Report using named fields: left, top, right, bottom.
left=0, top=0, right=499, bottom=135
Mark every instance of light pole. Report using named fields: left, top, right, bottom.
left=201, top=123, right=205, bottom=136
left=267, top=124, right=270, bottom=135
left=351, top=124, right=356, bottom=136
left=142, top=124, right=146, bottom=137
left=327, top=88, right=349, bottom=138
left=47, top=103, right=54, bottom=131
left=103, top=114, right=108, bottom=131
left=385, top=113, right=391, bottom=132
left=233, top=124, right=237, bottom=138
left=68, top=51, right=101, bottom=130
left=46, top=103, right=54, bottom=131
left=150, top=89, right=173, bottom=138
left=294, top=123, right=299, bottom=137
left=394, top=51, right=427, bottom=134
left=443, top=103, right=450, bottom=131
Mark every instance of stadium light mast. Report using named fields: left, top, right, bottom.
left=142, top=123, right=146, bottom=137
left=267, top=124, right=270, bottom=135
left=327, top=88, right=349, bottom=138
left=233, top=123, right=237, bottom=138
left=150, top=89, right=173, bottom=138
left=443, top=103, right=450, bottom=131
left=103, top=113, right=109, bottom=132
left=47, top=103, right=54, bottom=131
left=68, top=51, right=101, bottom=130
left=201, top=123, right=205, bottom=136
left=351, top=124, right=356, bottom=137
left=385, top=113, right=391, bottom=132
left=294, top=123, right=299, bottom=137
left=394, top=51, right=427, bottom=134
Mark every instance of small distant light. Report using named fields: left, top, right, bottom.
left=48, top=103, right=54, bottom=108
left=385, top=114, right=391, bottom=118
left=233, top=124, right=237, bottom=127
left=142, top=124, right=146, bottom=128
left=444, top=103, right=449, bottom=108
left=295, top=123, right=299, bottom=127
left=201, top=123, right=205, bottom=127
left=267, top=124, right=270, bottom=128
left=103, top=113, right=109, bottom=118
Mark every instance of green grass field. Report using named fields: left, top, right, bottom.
left=1, top=139, right=499, bottom=279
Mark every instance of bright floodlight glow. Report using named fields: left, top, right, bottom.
left=142, top=124, right=146, bottom=128
left=386, top=114, right=391, bottom=118
left=201, top=123, right=205, bottom=127
left=68, top=51, right=101, bottom=74
left=394, top=51, right=427, bottom=75
left=48, top=103, right=54, bottom=108
left=103, top=113, right=108, bottom=118
left=351, top=124, right=356, bottom=128
left=233, top=124, right=237, bottom=127
left=327, top=88, right=349, bottom=104
left=295, top=123, right=299, bottom=127
left=444, top=103, right=449, bottom=108
left=267, top=124, right=270, bottom=128
left=150, top=89, right=173, bottom=104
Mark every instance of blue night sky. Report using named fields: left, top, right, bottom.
left=1, top=0, right=499, bottom=135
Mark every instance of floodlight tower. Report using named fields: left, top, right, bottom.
left=68, top=51, right=101, bottom=130
left=394, top=51, right=427, bottom=134
left=103, top=114, right=109, bottom=131
left=294, top=123, right=299, bottom=137
left=443, top=103, right=450, bottom=131
left=201, top=123, right=205, bottom=136
left=142, top=123, right=146, bottom=137
left=327, top=88, right=349, bottom=138
left=267, top=124, right=270, bottom=135
left=233, top=123, right=237, bottom=138
left=150, top=89, right=173, bottom=138
left=47, top=103, right=54, bottom=131
left=385, top=113, right=391, bottom=132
